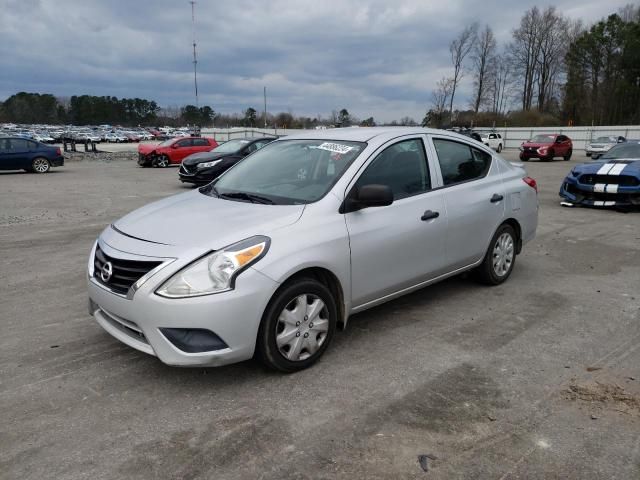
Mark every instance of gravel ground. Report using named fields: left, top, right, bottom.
left=0, top=149, right=639, bottom=479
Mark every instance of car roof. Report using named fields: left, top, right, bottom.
left=276, top=126, right=470, bottom=143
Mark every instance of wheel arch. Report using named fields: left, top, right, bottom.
left=502, top=218, right=523, bottom=254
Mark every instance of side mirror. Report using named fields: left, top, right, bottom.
left=171, top=144, right=179, bottom=149
left=343, top=184, right=393, bottom=213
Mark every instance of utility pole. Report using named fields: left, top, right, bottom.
left=263, top=86, right=267, bottom=128
left=190, top=1, right=199, bottom=108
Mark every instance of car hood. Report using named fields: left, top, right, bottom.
left=522, top=142, right=553, bottom=148
left=138, top=143, right=161, bottom=154
left=572, top=159, right=640, bottom=174
left=113, top=190, right=305, bottom=249
left=182, top=151, right=228, bottom=166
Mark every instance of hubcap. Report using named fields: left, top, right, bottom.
left=492, top=232, right=514, bottom=277
left=33, top=159, right=48, bottom=172
left=275, top=294, right=329, bottom=362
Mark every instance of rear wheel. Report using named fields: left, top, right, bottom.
left=32, top=157, right=50, bottom=173
left=475, top=224, right=517, bottom=285
left=256, top=278, right=337, bottom=372
left=497, top=144, right=502, bottom=153
left=564, top=149, right=572, bottom=161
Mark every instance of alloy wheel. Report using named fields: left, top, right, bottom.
left=32, top=158, right=50, bottom=173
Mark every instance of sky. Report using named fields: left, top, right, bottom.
left=0, top=0, right=632, bottom=123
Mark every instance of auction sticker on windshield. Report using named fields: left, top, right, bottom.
left=316, top=142, right=354, bottom=154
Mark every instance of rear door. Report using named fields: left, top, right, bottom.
left=428, top=136, right=505, bottom=269
left=192, top=137, right=213, bottom=154
left=345, top=136, right=448, bottom=308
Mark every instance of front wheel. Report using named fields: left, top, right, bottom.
left=256, top=278, right=337, bottom=372
left=475, top=224, right=517, bottom=285
left=32, top=157, right=50, bottom=173
left=564, top=149, right=572, bottom=161
left=155, top=155, right=170, bottom=168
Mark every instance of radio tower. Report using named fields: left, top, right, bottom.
left=190, top=1, right=199, bottom=108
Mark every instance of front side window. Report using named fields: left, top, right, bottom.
left=192, top=138, right=209, bottom=147
left=175, top=139, right=192, bottom=148
left=354, top=138, right=430, bottom=200
left=433, top=138, right=491, bottom=186
left=204, top=139, right=366, bottom=204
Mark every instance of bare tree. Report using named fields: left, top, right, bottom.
left=509, top=7, right=544, bottom=110
left=471, top=25, right=497, bottom=113
left=448, top=23, right=478, bottom=117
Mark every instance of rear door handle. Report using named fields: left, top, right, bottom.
left=490, top=194, right=504, bottom=203
left=421, top=210, right=439, bottom=221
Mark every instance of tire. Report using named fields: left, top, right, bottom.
left=155, top=155, right=170, bottom=168
left=497, top=144, right=502, bottom=153
left=256, top=277, right=338, bottom=372
left=137, top=157, right=151, bottom=167
left=31, top=157, right=50, bottom=174
left=564, top=149, right=572, bottom=161
left=475, top=224, right=517, bottom=285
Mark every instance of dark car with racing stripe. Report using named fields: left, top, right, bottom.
left=0, top=137, right=64, bottom=173
left=179, top=137, right=276, bottom=185
left=559, top=141, right=640, bottom=208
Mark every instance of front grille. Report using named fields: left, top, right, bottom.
left=94, top=246, right=161, bottom=295
left=181, top=163, right=196, bottom=174
left=579, top=174, right=639, bottom=186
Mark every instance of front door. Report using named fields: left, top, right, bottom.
left=345, top=137, right=448, bottom=308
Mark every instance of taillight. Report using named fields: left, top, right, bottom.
left=56, top=147, right=61, bottom=155
left=523, top=176, right=538, bottom=193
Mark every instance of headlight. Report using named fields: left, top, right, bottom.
left=197, top=159, right=222, bottom=169
left=156, top=236, right=270, bottom=298
left=519, top=146, right=524, bottom=151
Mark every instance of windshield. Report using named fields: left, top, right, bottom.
left=594, top=136, right=615, bottom=143
left=600, top=142, right=640, bottom=160
left=212, top=139, right=250, bottom=154
left=531, top=135, right=555, bottom=143
left=202, top=139, right=366, bottom=205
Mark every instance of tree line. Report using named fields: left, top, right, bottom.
left=423, top=4, right=640, bottom=128
left=0, top=92, right=215, bottom=127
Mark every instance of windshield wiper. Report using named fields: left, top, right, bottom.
left=219, top=191, right=275, bottom=204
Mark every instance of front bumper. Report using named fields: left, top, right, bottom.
left=87, top=242, right=280, bottom=367
left=559, top=177, right=640, bottom=207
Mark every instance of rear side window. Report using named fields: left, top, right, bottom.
left=355, top=138, right=430, bottom=200
left=433, top=139, right=492, bottom=186
left=9, top=139, right=29, bottom=151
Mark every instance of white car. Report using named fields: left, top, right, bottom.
left=480, top=133, right=503, bottom=152
left=585, top=136, right=626, bottom=159
left=105, top=133, right=128, bottom=143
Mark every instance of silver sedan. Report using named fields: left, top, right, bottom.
left=87, top=127, right=538, bottom=372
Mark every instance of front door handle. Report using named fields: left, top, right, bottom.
left=490, top=194, right=504, bottom=203
left=421, top=210, right=439, bottom=221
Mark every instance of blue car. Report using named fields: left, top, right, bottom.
left=0, top=137, right=64, bottom=173
left=560, top=141, right=640, bottom=208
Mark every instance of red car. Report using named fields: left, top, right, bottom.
left=519, top=134, right=572, bottom=162
left=137, top=137, right=218, bottom=167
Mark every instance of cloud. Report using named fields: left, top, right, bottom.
left=0, top=0, right=631, bottom=122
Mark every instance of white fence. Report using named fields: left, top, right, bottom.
left=202, top=126, right=640, bottom=150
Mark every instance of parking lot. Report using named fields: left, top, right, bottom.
left=1, top=150, right=639, bottom=479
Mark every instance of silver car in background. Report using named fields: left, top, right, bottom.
left=87, top=127, right=538, bottom=372
left=586, top=136, right=626, bottom=159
